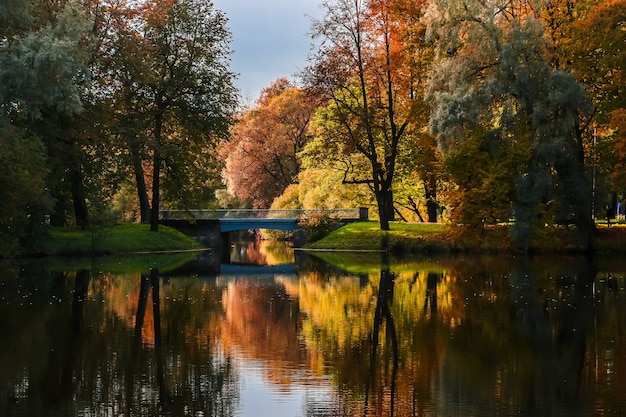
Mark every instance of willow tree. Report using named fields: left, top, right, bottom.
left=1, top=1, right=90, bottom=247
left=426, top=0, right=595, bottom=250
left=304, top=0, right=431, bottom=230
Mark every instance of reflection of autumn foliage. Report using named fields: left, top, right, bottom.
left=220, top=279, right=309, bottom=387
left=286, top=268, right=456, bottom=416
left=230, top=241, right=267, bottom=265
left=104, top=274, right=222, bottom=348
left=103, top=273, right=157, bottom=344
left=229, top=240, right=294, bottom=265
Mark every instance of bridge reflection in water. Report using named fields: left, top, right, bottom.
left=163, top=238, right=300, bottom=277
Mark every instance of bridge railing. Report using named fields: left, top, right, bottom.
left=160, top=208, right=368, bottom=221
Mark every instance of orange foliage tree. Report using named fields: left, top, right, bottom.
left=220, top=79, right=318, bottom=208
left=304, top=0, right=433, bottom=230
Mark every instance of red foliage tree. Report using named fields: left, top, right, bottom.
left=220, top=79, right=318, bottom=208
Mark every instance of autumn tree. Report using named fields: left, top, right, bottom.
left=104, top=0, right=237, bottom=230
left=391, top=0, right=442, bottom=223
left=304, top=0, right=432, bottom=230
left=426, top=0, right=595, bottom=250
left=395, top=128, right=442, bottom=223
left=220, top=79, right=317, bottom=208
left=564, top=0, right=626, bottom=206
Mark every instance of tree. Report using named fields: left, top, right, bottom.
left=304, top=0, right=431, bottom=230
left=395, top=126, right=442, bottom=223
left=426, top=0, right=595, bottom=250
left=563, top=0, right=625, bottom=121
left=107, top=0, right=237, bottom=230
left=0, top=121, right=50, bottom=255
left=0, top=0, right=31, bottom=39
left=564, top=0, right=626, bottom=207
left=610, top=109, right=626, bottom=195
left=220, top=79, right=317, bottom=208
left=0, top=0, right=91, bottom=237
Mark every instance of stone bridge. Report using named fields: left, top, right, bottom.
left=159, top=208, right=368, bottom=247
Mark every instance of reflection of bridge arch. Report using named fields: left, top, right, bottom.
left=219, top=263, right=296, bottom=276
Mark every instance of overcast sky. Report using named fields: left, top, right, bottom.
left=212, top=0, right=322, bottom=103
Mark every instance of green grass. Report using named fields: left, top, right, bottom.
left=305, top=221, right=450, bottom=253
left=28, top=223, right=204, bottom=256
left=306, top=220, right=626, bottom=255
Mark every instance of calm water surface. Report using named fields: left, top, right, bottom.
left=0, top=241, right=625, bottom=417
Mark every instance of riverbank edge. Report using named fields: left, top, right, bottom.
left=17, top=221, right=626, bottom=258
left=19, top=223, right=204, bottom=258
left=303, top=221, right=626, bottom=255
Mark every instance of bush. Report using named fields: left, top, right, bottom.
left=298, top=210, right=341, bottom=243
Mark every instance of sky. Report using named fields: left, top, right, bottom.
left=212, top=0, right=322, bottom=103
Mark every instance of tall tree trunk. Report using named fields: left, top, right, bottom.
left=376, top=182, right=394, bottom=231
left=377, top=191, right=391, bottom=231
left=150, top=150, right=161, bottom=232
left=150, top=113, right=163, bottom=232
left=131, top=147, right=151, bottom=223
left=425, top=178, right=438, bottom=223
left=69, top=163, right=90, bottom=229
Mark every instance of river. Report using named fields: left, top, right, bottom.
left=0, top=239, right=624, bottom=416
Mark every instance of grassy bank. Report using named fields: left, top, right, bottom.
left=305, top=221, right=626, bottom=254
left=26, top=223, right=204, bottom=257
left=305, top=221, right=451, bottom=253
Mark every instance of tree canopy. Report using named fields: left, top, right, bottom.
left=1, top=0, right=624, bottom=254
left=425, top=0, right=595, bottom=249
left=220, top=79, right=317, bottom=208
left=303, top=0, right=433, bottom=230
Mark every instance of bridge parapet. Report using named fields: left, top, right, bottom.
left=160, top=208, right=368, bottom=221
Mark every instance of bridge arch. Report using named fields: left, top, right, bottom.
left=160, top=208, right=368, bottom=246
left=218, top=218, right=298, bottom=232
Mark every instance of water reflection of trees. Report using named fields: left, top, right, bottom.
left=292, top=266, right=450, bottom=416
left=0, top=267, right=239, bottom=417
left=293, top=255, right=626, bottom=417
left=228, top=238, right=294, bottom=265
left=220, top=278, right=310, bottom=386
left=1, top=256, right=625, bottom=416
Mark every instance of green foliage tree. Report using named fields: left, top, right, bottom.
left=101, top=0, right=237, bottom=230
left=395, top=128, right=442, bottom=223
left=0, top=0, right=91, bottom=246
left=565, top=0, right=626, bottom=208
left=0, top=0, right=31, bottom=38
left=426, top=0, right=595, bottom=250
left=0, top=122, right=50, bottom=255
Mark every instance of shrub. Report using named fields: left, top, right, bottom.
left=298, top=210, right=341, bottom=243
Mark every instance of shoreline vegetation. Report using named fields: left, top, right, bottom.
left=17, top=220, right=626, bottom=258
left=306, top=221, right=626, bottom=255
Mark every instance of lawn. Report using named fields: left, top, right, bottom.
left=306, top=221, right=626, bottom=254
left=305, top=221, right=450, bottom=253
left=28, top=223, right=204, bottom=256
